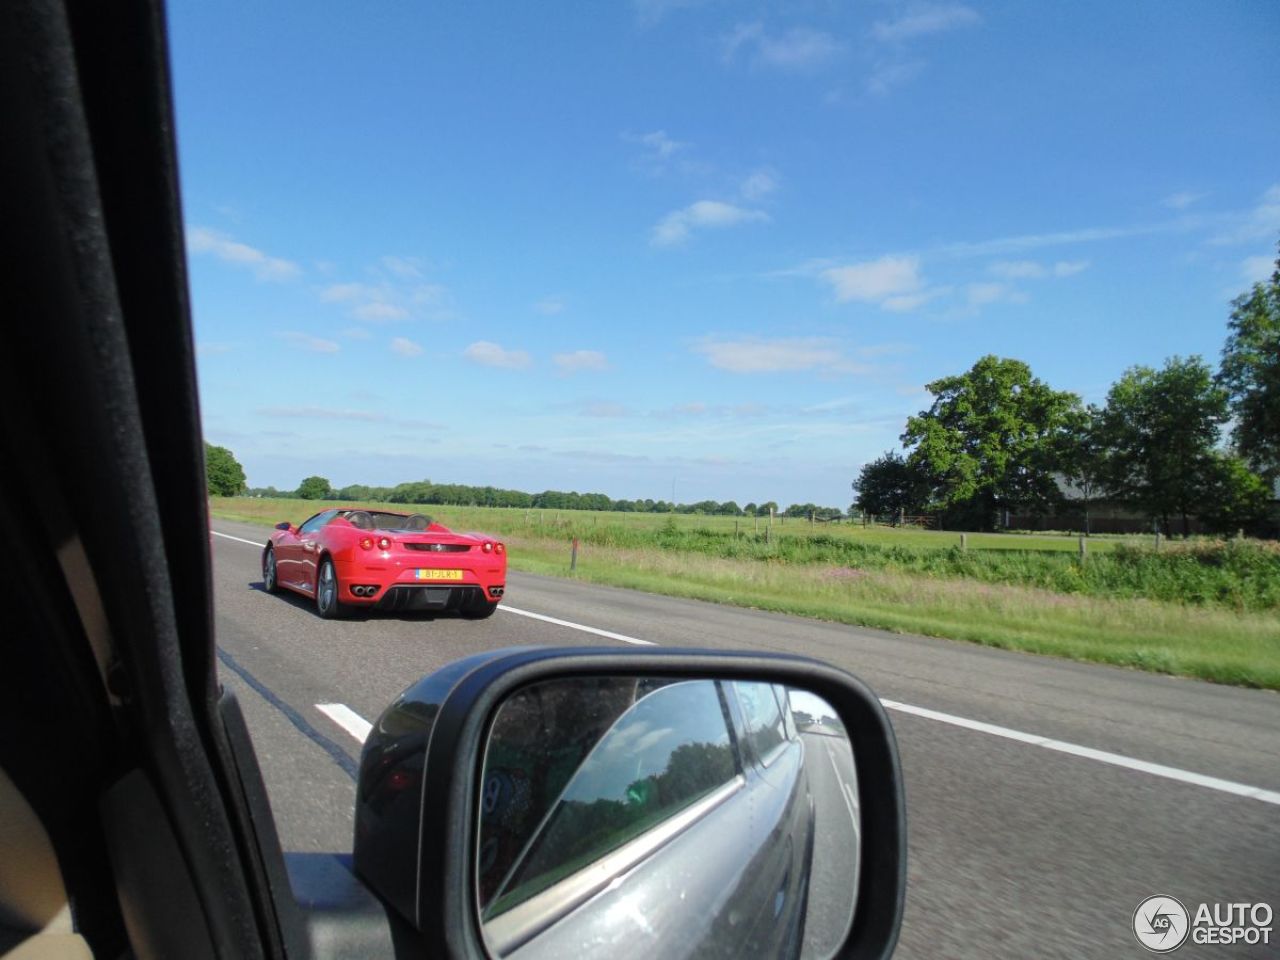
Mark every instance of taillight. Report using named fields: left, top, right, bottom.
left=482, top=541, right=493, bottom=553
left=377, top=536, right=392, bottom=551
left=495, top=542, right=505, bottom=555
left=359, top=537, right=374, bottom=550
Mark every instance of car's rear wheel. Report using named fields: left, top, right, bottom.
left=462, top=593, right=498, bottom=619
left=263, top=546, right=280, bottom=593
left=315, top=557, right=346, bottom=619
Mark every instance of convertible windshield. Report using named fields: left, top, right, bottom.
left=337, top=510, right=433, bottom=531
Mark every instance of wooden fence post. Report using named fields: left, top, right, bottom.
left=960, top=533, right=968, bottom=551
left=1078, top=536, right=1087, bottom=561
left=570, top=537, right=579, bottom=571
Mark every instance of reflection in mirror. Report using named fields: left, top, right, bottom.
left=476, top=677, right=859, bottom=960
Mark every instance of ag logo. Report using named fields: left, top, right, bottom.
left=1133, top=895, right=1190, bottom=953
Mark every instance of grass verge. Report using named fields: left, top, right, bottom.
left=210, top=498, right=1280, bottom=690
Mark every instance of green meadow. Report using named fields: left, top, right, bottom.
left=210, top=497, right=1280, bottom=690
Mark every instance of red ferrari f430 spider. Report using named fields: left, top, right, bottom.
left=262, top=508, right=506, bottom=619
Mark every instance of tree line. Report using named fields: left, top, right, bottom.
left=212, top=467, right=844, bottom=519
left=854, top=249, right=1280, bottom=535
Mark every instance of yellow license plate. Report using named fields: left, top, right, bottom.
left=415, top=569, right=464, bottom=581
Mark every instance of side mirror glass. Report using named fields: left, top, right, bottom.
left=477, top=677, right=857, bottom=959
left=353, top=648, right=904, bottom=960
left=275, top=521, right=292, bottom=531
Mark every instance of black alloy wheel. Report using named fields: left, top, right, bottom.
left=263, top=546, right=279, bottom=593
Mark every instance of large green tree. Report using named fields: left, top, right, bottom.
left=203, top=442, right=246, bottom=496
left=296, top=475, right=332, bottom=500
left=1056, top=405, right=1108, bottom=535
left=1098, top=356, right=1230, bottom=537
left=1200, top=454, right=1272, bottom=535
left=901, top=356, right=1079, bottom=529
left=852, top=451, right=928, bottom=520
left=1218, top=246, right=1280, bottom=479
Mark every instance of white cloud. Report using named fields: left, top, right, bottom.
left=633, top=0, right=705, bottom=27
left=322, top=275, right=450, bottom=323
left=966, top=282, right=1028, bottom=307
left=535, top=297, right=566, bottom=316
left=391, top=337, right=423, bottom=357
left=662, top=402, right=709, bottom=417
left=1162, top=191, right=1206, bottom=210
left=410, top=284, right=447, bottom=306
left=354, top=302, right=410, bottom=322
left=882, top=288, right=948, bottom=312
left=576, top=400, right=631, bottom=418
left=464, top=341, right=532, bottom=369
left=989, top=259, right=1089, bottom=279
left=258, top=406, right=385, bottom=422
left=693, top=337, right=870, bottom=375
left=279, top=331, right=340, bottom=354
left=381, top=255, right=424, bottom=280
left=1242, top=255, right=1274, bottom=284
left=553, top=350, right=609, bottom=373
left=321, top=283, right=365, bottom=303
left=822, top=255, right=922, bottom=304
left=635, top=130, right=684, bottom=160
left=758, top=27, right=843, bottom=70
left=722, top=23, right=843, bottom=71
left=872, top=4, right=980, bottom=43
left=867, top=59, right=925, bottom=96
left=942, top=221, right=1170, bottom=257
left=740, top=169, right=778, bottom=201
left=341, top=327, right=372, bottom=340
left=802, top=397, right=860, bottom=413
left=186, top=227, right=300, bottom=281
left=1212, top=184, right=1280, bottom=245
left=652, top=200, right=769, bottom=246
left=624, top=130, right=692, bottom=175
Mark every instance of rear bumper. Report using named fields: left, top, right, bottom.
left=372, top=584, right=498, bottom=613
left=333, top=555, right=505, bottom=606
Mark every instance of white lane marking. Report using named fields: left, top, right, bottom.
left=489, top=605, right=1280, bottom=806
left=823, top=739, right=859, bottom=832
left=212, top=535, right=1280, bottom=808
left=499, top=605, right=655, bottom=646
left=881, top=699, right=1280, bottom=806
left=316, top=703, right=372, bottom=743
left=211, top=530, right=264, bottom=547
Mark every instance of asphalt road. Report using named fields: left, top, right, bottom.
left=210, top=519, right=1280, bottom=959
left=799, top=728, right=859, bottom=960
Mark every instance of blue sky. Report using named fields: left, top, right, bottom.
left=171, top=1, right=1280, bottom=508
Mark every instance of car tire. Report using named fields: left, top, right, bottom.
left=462, top=594, right=498, bottom=620
left=315, top=557, right=347, bottom=619
left=263, top=546, right=280, bottom=594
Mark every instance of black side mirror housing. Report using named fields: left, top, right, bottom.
left=352, top=647, right=906, bottom=960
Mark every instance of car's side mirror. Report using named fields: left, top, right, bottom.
left=275, top=521, right=292, bottom=531
left=353, top=647, right=905, bottom=960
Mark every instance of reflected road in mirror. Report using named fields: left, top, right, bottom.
left=476, top=676, right=859, bottom=960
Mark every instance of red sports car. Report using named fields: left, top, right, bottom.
left=262, top=508, right=506, bottom=619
